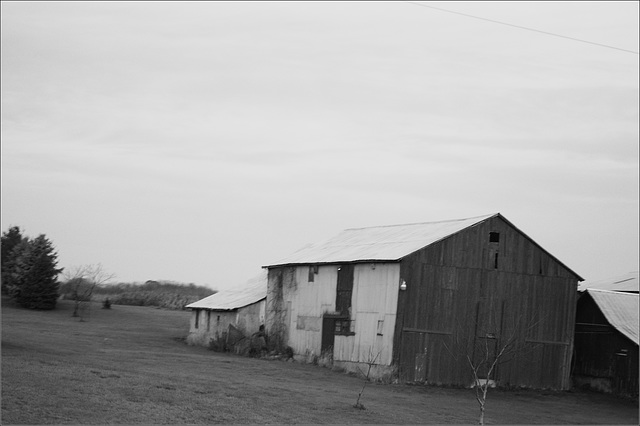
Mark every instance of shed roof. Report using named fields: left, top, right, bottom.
left=263, top=213, right=582, bottom=280
left=185, top=270, right=267, bottom=310
left=586, top=289, right=639, bottom=345
left=578, top=271, right=639, bottom=293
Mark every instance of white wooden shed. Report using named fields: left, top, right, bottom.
left=186, top=271, right=267, bottom=349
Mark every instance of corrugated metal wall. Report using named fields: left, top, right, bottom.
left=394, top=215, right=579, bottom=389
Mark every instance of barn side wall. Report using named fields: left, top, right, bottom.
left=265, top=266, right=337, bottom=354
left=265, top=263, right=400, bottom=373
left=334, top=263, right=400, bottom=367
left=394, top=215, right=579, bottom=390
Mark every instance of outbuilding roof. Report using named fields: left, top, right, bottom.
left=578, top=271, right=639, bottom=293
left=263, top=213, right=582, bottom=280
left=586, top=289, right=639, bottom=345
left=185, top=270, right=267, bottom=311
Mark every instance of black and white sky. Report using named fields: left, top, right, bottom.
left=2, top=1, right=638, bottom=290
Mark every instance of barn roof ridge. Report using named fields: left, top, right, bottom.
left=343, top=213, right=499, bottom=231
left=263, top=213, right=499, bottom=268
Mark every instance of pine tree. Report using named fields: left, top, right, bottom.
left=12, top=235, right=63, bottom=309
left=4, top=238, right=31, bottom=299
left=1, top=226, right=26, bottom=294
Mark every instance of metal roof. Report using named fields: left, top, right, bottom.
left=264, top=213, right=498, bottom=267
left=263, top=213, right=582, bottom=280
left=185, top=270, right=267, bottom=310
left=578, top=271, right=639, bottom=293
left=586, top=289, right=639, bottom=345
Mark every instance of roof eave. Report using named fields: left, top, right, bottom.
left=187, top=297, right=266, bottom=311
left=262, top=259, right=401, bottom=269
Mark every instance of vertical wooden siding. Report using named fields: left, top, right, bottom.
left=394, top=215, right=579, bottom=389
left=574, top=295, right=639, bottom=397
left=334, top=263, right=400, bottom=366
left=266, top=266, right=338, bottom=356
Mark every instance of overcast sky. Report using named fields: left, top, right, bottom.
left=2, top=2, right=638, bottom=291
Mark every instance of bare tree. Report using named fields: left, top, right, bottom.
left=63, top=264, right=115, bottom=320
left=445, top=305, right=541, bottom=425
left=353, top=347, right=383, bottom=410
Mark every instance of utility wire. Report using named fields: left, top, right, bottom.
left=405, top=1, right=639, bottom=55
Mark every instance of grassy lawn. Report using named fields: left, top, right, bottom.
left=2, top=296, right=638, bottom=425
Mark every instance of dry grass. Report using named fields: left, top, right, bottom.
left=2, top=296, right=638, bottom=425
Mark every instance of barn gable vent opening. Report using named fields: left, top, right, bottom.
left=489, top=232, right=500, bottom=243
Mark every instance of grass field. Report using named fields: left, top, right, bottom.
left=2, top=297, right=638, bottom=425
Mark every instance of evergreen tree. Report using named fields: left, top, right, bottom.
left=1, top=226, right=26, bottom=294
left=11, top=235, right=63, bottom=309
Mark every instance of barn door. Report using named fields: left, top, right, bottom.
left=472, top=299, right=504, bottom=380
left=321, top=316, right=336, bottom=354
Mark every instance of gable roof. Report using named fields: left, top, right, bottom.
left=263, top=213, right=582, bottom=280
left=586, top=289, right=639, bottom=345
left=264, top=213, right=496, bottom=267
left=185, top=270, right=267, bottom=311
left=578, top=271, right=639, bottom=293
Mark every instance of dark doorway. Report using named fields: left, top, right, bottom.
left=321, top=316, right=336, bottom=353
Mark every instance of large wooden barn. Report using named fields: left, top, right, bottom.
left=573, top=273, right=639, bottom=398
left=263, top=213, right=583, bottom=389
left=186, top=271, right=267, bottom=350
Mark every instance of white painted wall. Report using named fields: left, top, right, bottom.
left=334, top=263, right=400, bottom=366
left=281, top=263, right=400, bottom=366
left=286, top=265, right=338, bottom=356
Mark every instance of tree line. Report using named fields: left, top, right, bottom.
left=60, top=278, right=216, bottom=310
left=2, top=226, right=216, bottom=312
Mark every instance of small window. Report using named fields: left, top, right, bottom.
left=377, top=319, right=384, bottom=336
left=207, top=311, right=211, bottom=331
left=494, top=252, right=499, bottom=269
left=195, top=310, right=199, bottom=329
left=489, top=232, right=500, bottom=243
left=334, top=319, right=355, bottom=336
left=217, top=315, right=220, bottom=324
left=308, top=266, right=315, bottom=282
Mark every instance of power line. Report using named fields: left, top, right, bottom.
left=405, top=2, right=640, bottom=55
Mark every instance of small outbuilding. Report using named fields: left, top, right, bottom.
left=573, top=277, right=639, bottom=397
left=186, top=271, right=267, bottom=351
left=263, top=213, right=583, bottom=389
